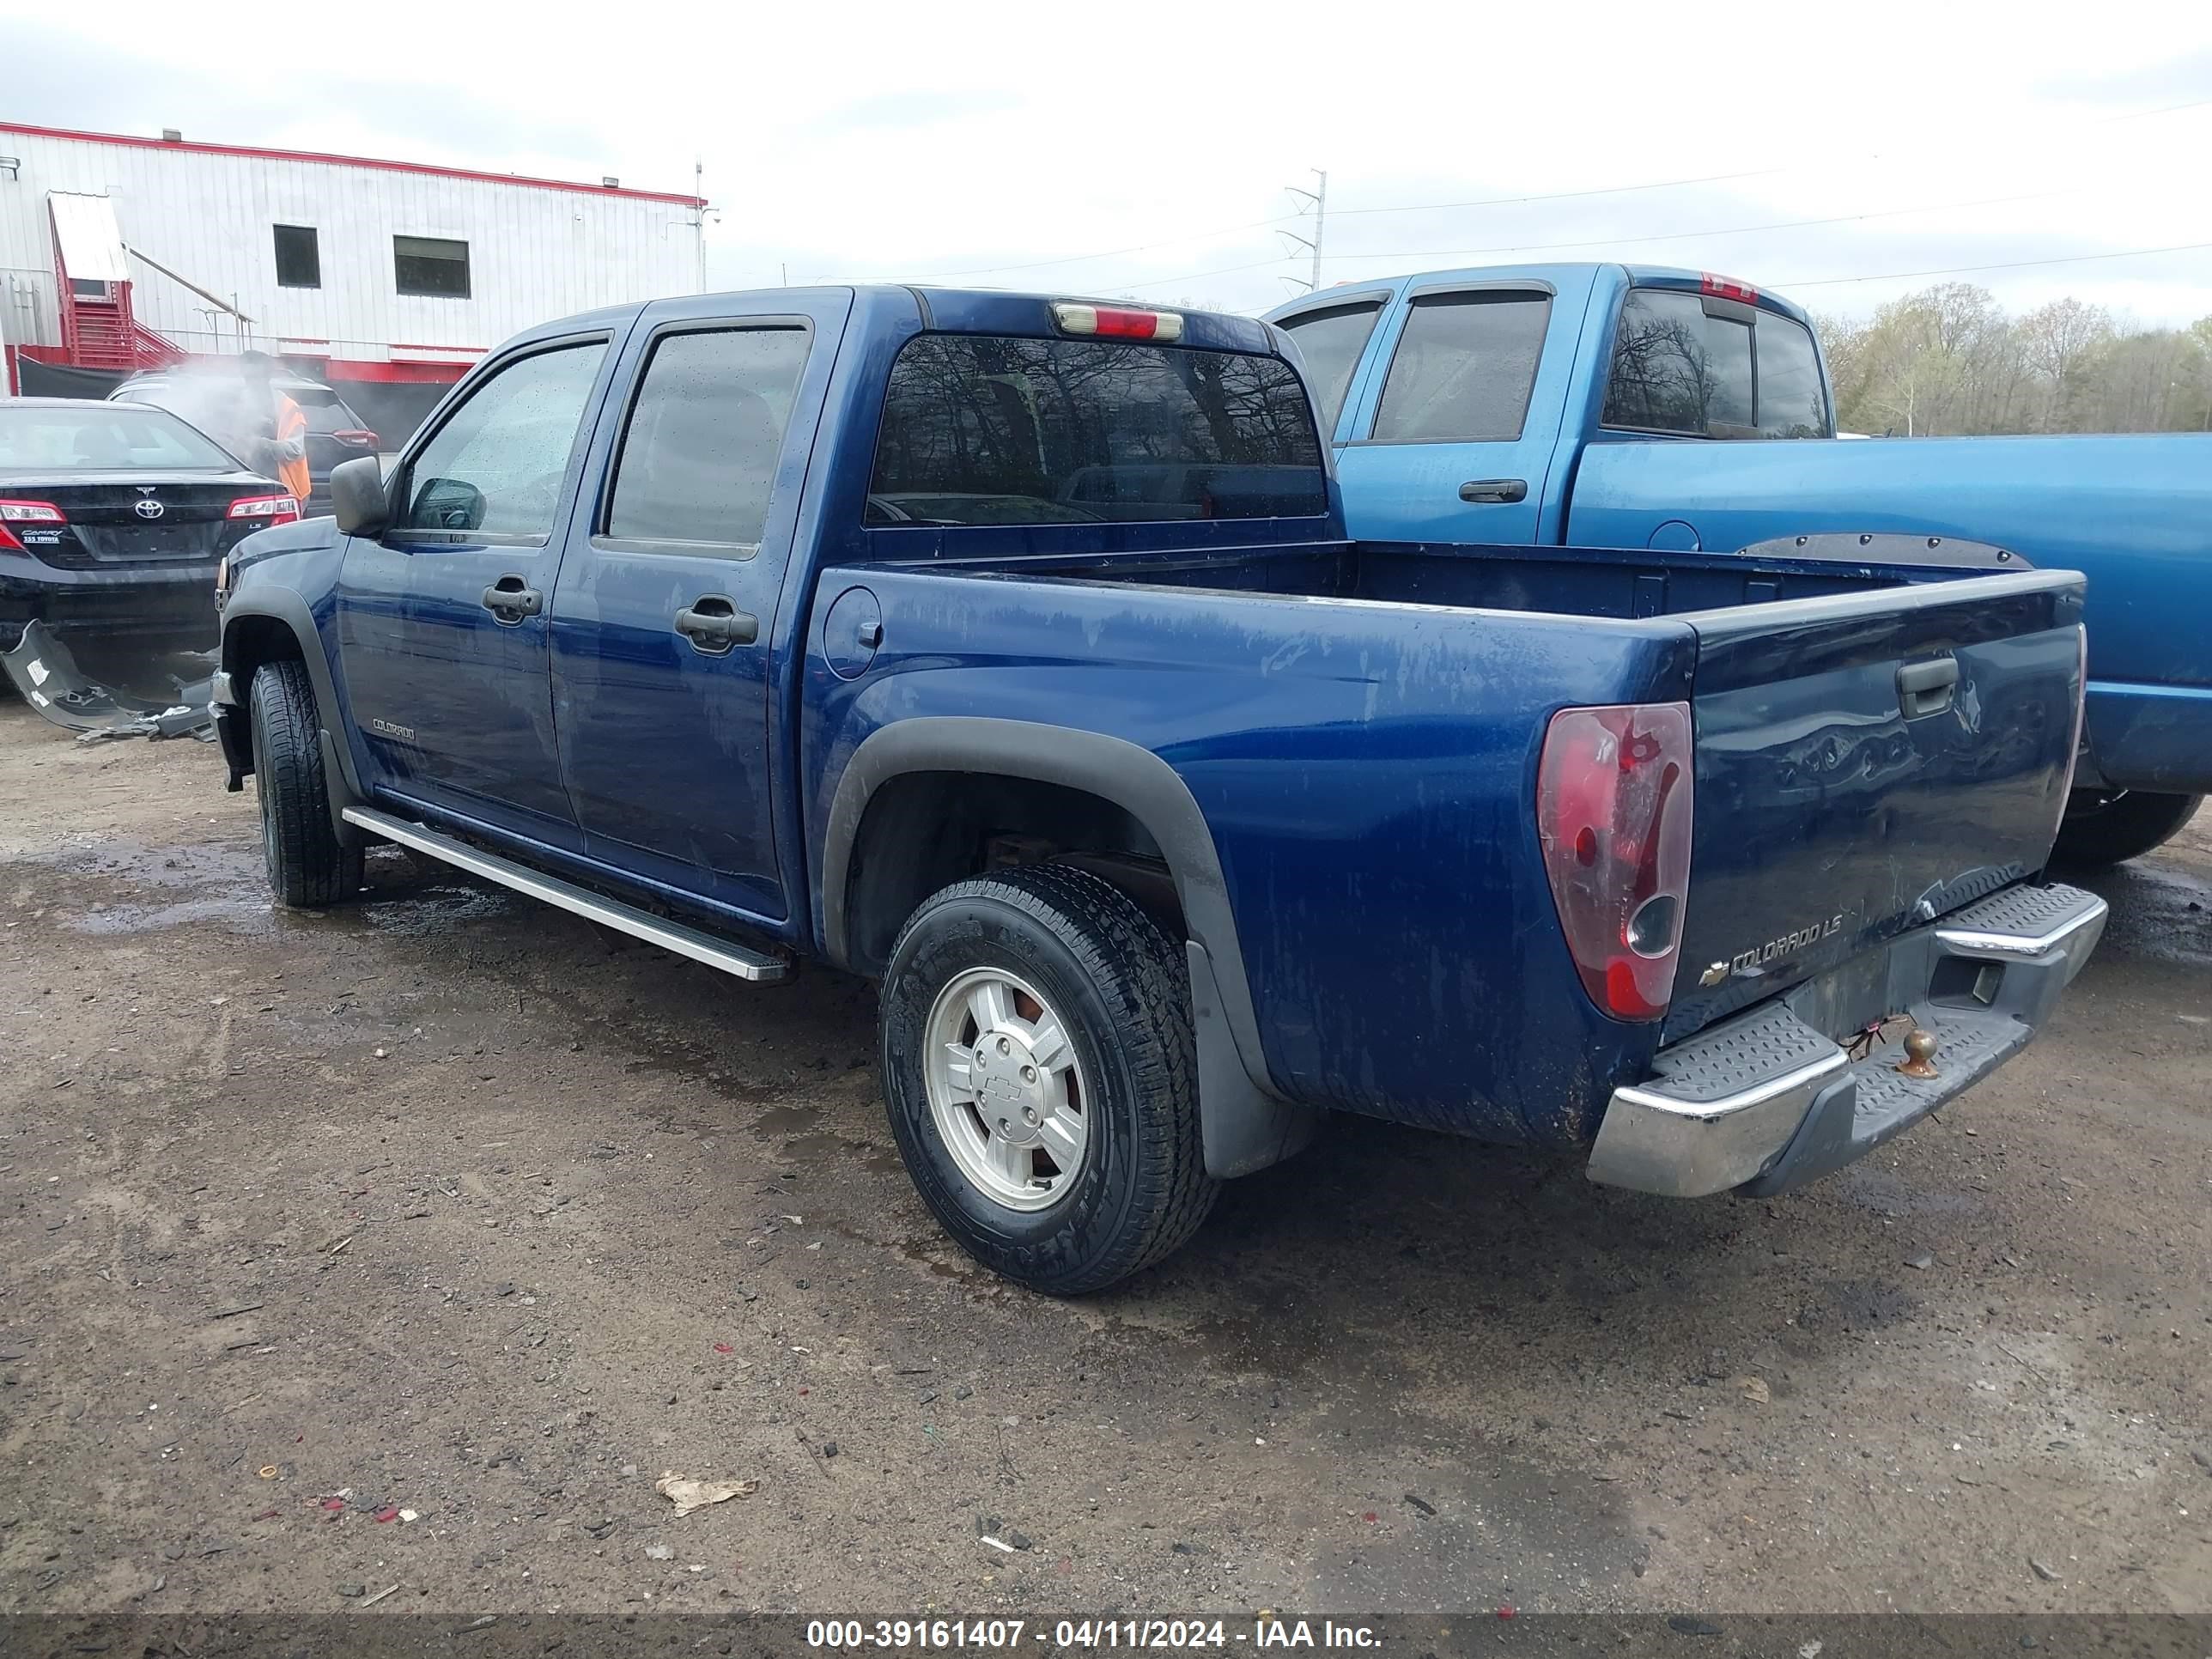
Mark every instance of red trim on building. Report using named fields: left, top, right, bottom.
left=323, top=358, right=471, bottom=385
left=0, top=122, right=706, bottom=208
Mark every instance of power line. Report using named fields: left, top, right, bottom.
left=1315, top=186, right=2076, bottom=269
left=896, top=211, right=1296, bottom=282
left=1774, top=240, right=2212, bottom=289
left=1328, top=165, right=1795, bottom=222
left=1095, top=185, right=2094, bottom=295
left=847, top=94, right=2212, bottom=291
left=1322, top=97, right=2211, bottom=225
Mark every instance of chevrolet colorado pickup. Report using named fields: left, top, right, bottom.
left=211, top=286, right=2106, bottom=1291
left=1268, top=263, right=2209, bottom=866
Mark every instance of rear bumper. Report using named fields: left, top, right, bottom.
left=1587, top=883, right=2106, bottom=1198
left=1, top=561, right=219, bottom=643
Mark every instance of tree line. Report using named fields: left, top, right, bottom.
left=1815, top=284, right=2212, bottom=437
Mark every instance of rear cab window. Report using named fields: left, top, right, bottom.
left=866, top=335, right=1326, bottom=526
left=1601, top=287, right=1831, bottom=439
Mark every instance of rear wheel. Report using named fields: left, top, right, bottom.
left=248, top=659, right=363, bottom=908
left=2053, top=789, right=2203, bottom=868
left=880, top=863, right=1217, bottom=1294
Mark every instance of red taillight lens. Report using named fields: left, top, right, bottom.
left=228, top=494, right=300, bottom=526
left=1049, top=301, right=1186, bottom=342
left=1699, top=272, right=1759, bottom=305
left=1536, top=702, right=1695, bottom=1021
left=0, top=499, right=64, bottom=556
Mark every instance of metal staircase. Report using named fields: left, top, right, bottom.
left=47, top=194, right=181, bottom=373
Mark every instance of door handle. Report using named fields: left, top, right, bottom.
left=481, top=574, right=543, bottom=623
left=674, top=594, right=759, bottom=653
left=1897, top=656, right=1959, bottom=718
left=1459, top=478, right=1528, bottom=504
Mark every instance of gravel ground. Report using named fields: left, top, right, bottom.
left=0, top=699, right=2205, bottom=1618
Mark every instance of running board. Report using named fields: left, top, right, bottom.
left=343, top=807, right=790, bottom=983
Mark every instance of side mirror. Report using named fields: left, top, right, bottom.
left=412, top=476, right=486, bottom=532
left=331, top=455, right=390, bottom=538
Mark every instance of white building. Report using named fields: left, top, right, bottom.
left=0, top=121, right=704, bottom=428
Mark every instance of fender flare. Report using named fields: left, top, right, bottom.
left=219, top=590, right=368, bottom=842
left=820, top=717, right=1316, bottom=1178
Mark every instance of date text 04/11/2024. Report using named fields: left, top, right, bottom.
left=803, top=1620, right=1382, bottom=1650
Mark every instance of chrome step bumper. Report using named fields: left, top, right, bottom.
left=1588, top=882, right=2106, bottom=1198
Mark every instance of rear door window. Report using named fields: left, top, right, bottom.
left=1370, top=291, right=1551, bottom=443
left=1601, top=289, right=1757, bottom=435
left=868, top=336, right=1325, bottom=526
left=1754, top=311, right=1831, bottom=438
left=1276, top=300, right=1384, bottom=434
left=604, top=326, right=812, bottom=552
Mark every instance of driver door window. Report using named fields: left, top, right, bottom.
left=397, top=342, right=607, bottom=541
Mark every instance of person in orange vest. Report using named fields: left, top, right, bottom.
left=238, top=351, right=311, bottom=506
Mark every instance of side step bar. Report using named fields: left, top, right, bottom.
left=343, top=807, right=790, bottom=983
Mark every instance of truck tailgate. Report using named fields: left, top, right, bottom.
left=1664, top=569, right=2085, bottom=1040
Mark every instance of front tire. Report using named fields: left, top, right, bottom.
left=248, top=659, right=363, bottom=908
left=2053, top=789, right=2203, bottom=867
left=880, top=864, right=1217, bottom=1294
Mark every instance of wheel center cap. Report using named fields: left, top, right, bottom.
left=973, top=1036, right=1047, bottom=1145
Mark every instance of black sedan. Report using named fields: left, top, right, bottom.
left=1, top=398, right=296, bottom=652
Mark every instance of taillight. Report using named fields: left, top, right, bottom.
left=1699, top=272, right=1759, bottom=305
left=1536, top=702, right=1695, bottom=1021
left=1049, top=301, right=1185, bottom=342
left=0, top=499, right=64, bottom=556
left=228, top=494, right=300, bottom=526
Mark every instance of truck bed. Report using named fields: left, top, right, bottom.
left=827, top=539, right=2086, bottom=1145
left=886, top=536, right=2027, bottom=618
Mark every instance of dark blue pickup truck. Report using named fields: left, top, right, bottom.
left=210, top=286, right=2107, bottom=1292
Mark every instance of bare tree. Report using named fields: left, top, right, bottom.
left=1827, top=283, right=2209, bottom=438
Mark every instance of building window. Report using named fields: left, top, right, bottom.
left=395, top=235, right=471, bottom=299
left=273, top=225, right=320, bottom=289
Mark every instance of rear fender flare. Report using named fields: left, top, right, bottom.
left=821, top=717, right=1316, bottom=1178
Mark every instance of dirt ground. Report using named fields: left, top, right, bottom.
left=0, top=697, right=2205, bottom=1619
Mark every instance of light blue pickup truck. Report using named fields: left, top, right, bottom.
left=1268, top=264, right=2209, bottom=864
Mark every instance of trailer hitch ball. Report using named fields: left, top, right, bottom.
left=1895, top=1028, right=1940, bottom=1079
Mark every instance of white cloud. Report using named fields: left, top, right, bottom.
left=7, top=0, right=2209, bottom=324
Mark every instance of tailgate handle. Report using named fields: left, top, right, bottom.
left=1897, top=656, right=1959, bottom=718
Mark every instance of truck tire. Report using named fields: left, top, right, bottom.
left=880, top=863, right=1218, bottom=1294
left=248, top=659, right=363, bottom=908
left=2053, top=789, right=2203, bottom=868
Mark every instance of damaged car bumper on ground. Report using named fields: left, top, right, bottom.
left=2, top=620, right=216, bottom=742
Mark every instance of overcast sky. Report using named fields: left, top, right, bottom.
left=8, top=0, right=2210, bottom=326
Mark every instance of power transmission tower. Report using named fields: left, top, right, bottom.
left=1279, top=169, right=1328, bottom=292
